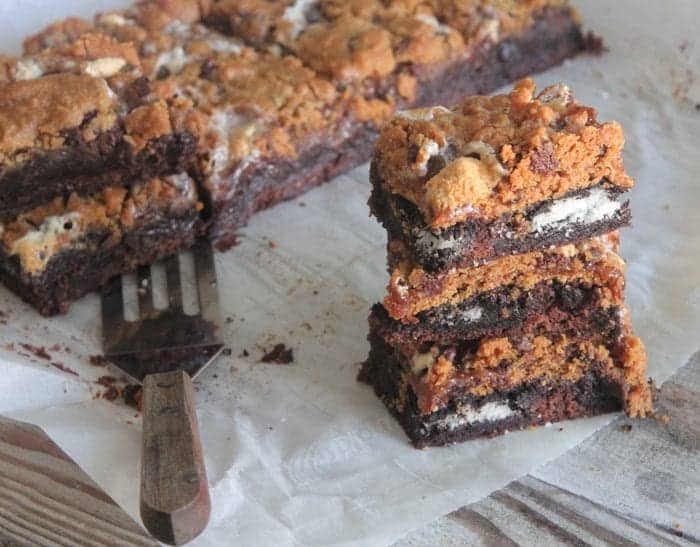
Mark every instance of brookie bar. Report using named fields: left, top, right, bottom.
left=369, top=79, right=633, bottom=271
left=360, top=81, right=652, bottom=447
left=0, top=33, right=197, bottom=222
left=0, top=175, right=202, bottom=315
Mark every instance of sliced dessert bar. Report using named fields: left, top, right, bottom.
left=23, top=6, right=384, bottom=248
left=370, top=79, right=633, bottom=271
left=206, top=0, right=586, bottom=110
left=0, top=33, right=197, bottom=222
left=384, top=234, right=624, bottom=324
left=0, top=175, right=201, bottom=316
left=360, top=302, right=649, bottom=448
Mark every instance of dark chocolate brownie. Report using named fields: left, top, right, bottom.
left=371, top=178, right=631, bottom=272
left=0, top=34, right=197, bottom=222
left=0, top=175, right=201, bottom=316
left=360, top=337, right=624, bottom=448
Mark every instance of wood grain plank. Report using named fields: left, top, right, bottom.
left=449, top=508, right=519, bottom=546
left=0, top=417, right=156, bottom=547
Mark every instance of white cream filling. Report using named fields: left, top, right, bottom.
left=396, top=105, right=451, bottom=122
left=154, top=47, right=191, bottom=76
left=410, top=347, right=438, bottom=374
left=415, top=139, right=445, bottom=176
left=10, top=212, right=83, bottom=272
left=85, top=57, right=127, bottom=78
left=414, top=228, right=459, bottom=253
left=282, top=0, right=317, bottom=40
left=461, top=306, right=483, bottom=322
left=531, top=187, right=621, bottom=234
left=440, top=402, right=514, bottom=430
left=415, top=13, right=451, bottom=36
left=207, top=38, right=243, bottom=54
left=14, top=59, right=44, bottom=81
left=97, top=13, right=133, bottom=26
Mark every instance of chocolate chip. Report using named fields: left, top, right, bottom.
left=529, top=141, right=559, bottom=175
left=200, top=59, right=217, bottom=80
left=156, top=66, right=171, bottom=80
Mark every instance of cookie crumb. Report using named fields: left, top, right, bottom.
left=260, top=343, right=294, bottom=364
left=89, top=355, right=109, bottom=367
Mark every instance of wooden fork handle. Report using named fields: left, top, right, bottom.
left=140, top=371, right=211, bottom=545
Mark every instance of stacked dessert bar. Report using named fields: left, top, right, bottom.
left=1, top=0, right=588, bottom=315
left=360, top=79, right=652, bottom=447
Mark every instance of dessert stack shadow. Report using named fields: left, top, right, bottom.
left=359, top=79, right=653, bottom=448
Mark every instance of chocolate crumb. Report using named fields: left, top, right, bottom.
left=89, top=355, right=109, bottom=367
left=51, top=362, right=78, bottom=376
left=97, top=375, right=118, bottom=386
left=123, top=385, right=144, bottom=412
left=619, top=424, right=633, bottom=432
left=268, top=240, right=278, bottom=249
left=583, top=31, right=607, bottom=55
left=214, top=233, right=240, bottom=252
left=20, top=343, right=51, bottom=361
left=260, top=343, right=294, bottom=364
left=529, top=142, right=558, bottom=175
left=225, top=316, right=234, bottom=324
left=240, top=349, right=250, bottom=358
left=102, top=386, right=121, bottom=401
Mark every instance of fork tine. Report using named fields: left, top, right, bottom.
left=165, top=254, right=183, bottom=311
left=101, top=275, right=124, bottom=348
left=193, top=241, right=219, bottom=322
left=137, top=265, right=154, bottom=316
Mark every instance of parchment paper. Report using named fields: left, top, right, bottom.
left=1, top=1, right=699, bottom=545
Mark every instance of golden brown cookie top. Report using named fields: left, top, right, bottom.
left=0, top=174, right=199, bottom=274
left=23, top=5, right=356, bottom=169
left=0, top=74, right=118, bottom=160
left=373, top=79, right=634, bottom=230
left=2, top=31, right=142, bottom=87
left=207, top=0, right=573, bottom=83
left=207, top=0, right=463, bottom=82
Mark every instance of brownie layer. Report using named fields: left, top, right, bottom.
left=371, top=178, right=630, bottom=272
left=359, top=339, right=623, bottom=448
left=0, top=212, right=199, bottom=316
left=363, top=299, right=651, bottom=420
left=0, top=131, right=197, bottom=223
left=0, top=73, right=197, bottom=222
left=0, top=175, right=201, bottom=315
left=371, top=280, right=620, bottom=345
left=405, top=7, right=585, bottom=111
left=204, top=120, right=378, bottom=247
left=385, top=233, right=624, bottom=323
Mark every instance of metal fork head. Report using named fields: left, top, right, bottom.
left=101, top=240, right=224, bottom=382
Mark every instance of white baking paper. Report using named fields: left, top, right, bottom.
left=1, top=1, right=699, bottom=545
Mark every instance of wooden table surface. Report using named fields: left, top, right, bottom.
left=394, top=353, right=700, bottom=546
